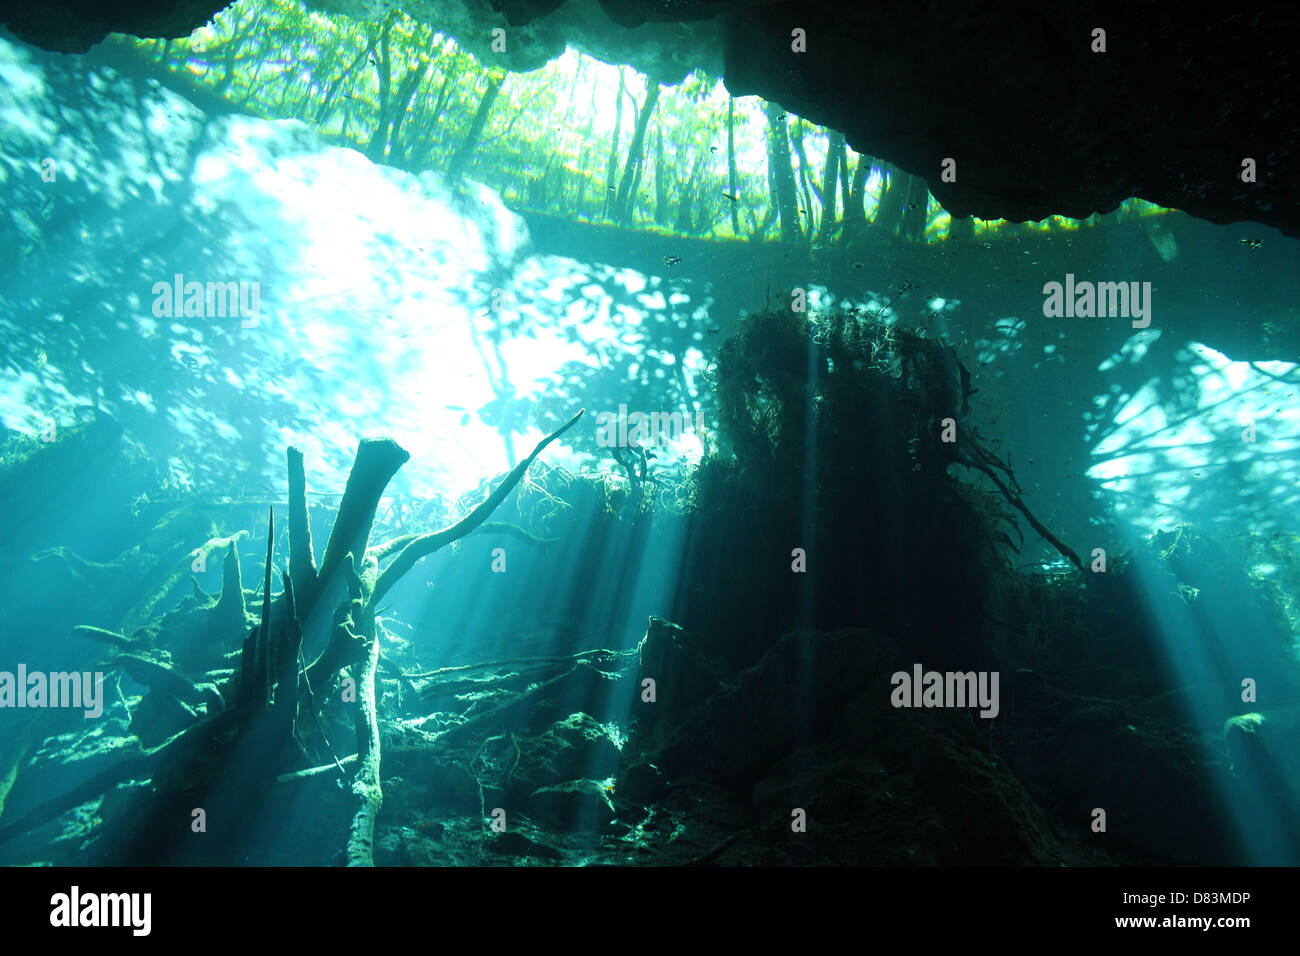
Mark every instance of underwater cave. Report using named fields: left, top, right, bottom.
left=0, top=0, right=1298, bottom=893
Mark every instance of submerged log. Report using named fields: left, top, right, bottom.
left=314, top=439, right=410, bottom=610
left=372, top=409, right=584, bottom=603
left=4, top=411, right=584, bottom=861
left=345, top=624, right=382, bottom=867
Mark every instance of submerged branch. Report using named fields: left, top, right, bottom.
left=371, top=409, right=583, bottom=604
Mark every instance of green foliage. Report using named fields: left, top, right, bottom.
left=105, top=0, right=1170, bottom=245
left=103, top=0, right=869, bottom=242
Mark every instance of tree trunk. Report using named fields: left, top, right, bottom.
left=675, top=153, right=708, bottom=234
left=873, top=163, right=908, bottom=236
left=752, top=144, right=779, bottom=241
left=654, top=123, right=668, bottom=225
left=765, top=102, right=801, bottom=244
left=843, top=153, right=869, bottom=242
left=364, top=18, right=392, bottom=162
left=627, top=146, right=646, bottom=219
left=789, top=118, right=816, bottom=241
left=387, top=57, right=431, bottom=168
left=900, top=177, right=930, bottom=241
left=312, top=43, right=370, bottom=126
left=727, top=96, right=740, bottom=235
left=817, top=131, right=844, bottom=243
left=603, top=68, right=625, bottom=218
left=615, top=80, right=661, bottom=224
left=428, top=52, right=462, bottom=131
left=449, top=73, right=504, bottom=177
left=839, top=147, right=853, bottom=223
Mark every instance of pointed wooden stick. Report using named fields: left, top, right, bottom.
left=256, top=507, right=275, bottom=709
left=214, top=541, right=246, bottom=630
left=286, top=447, right=317, bottom=604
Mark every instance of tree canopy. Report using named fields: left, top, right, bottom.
left=106, top=0, right=1168, bottom=247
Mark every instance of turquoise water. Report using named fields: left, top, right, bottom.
left=1, top=12, right=1298, bottom=867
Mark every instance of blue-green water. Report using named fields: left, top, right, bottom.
left=1, top=13, right=1298, bottom=869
